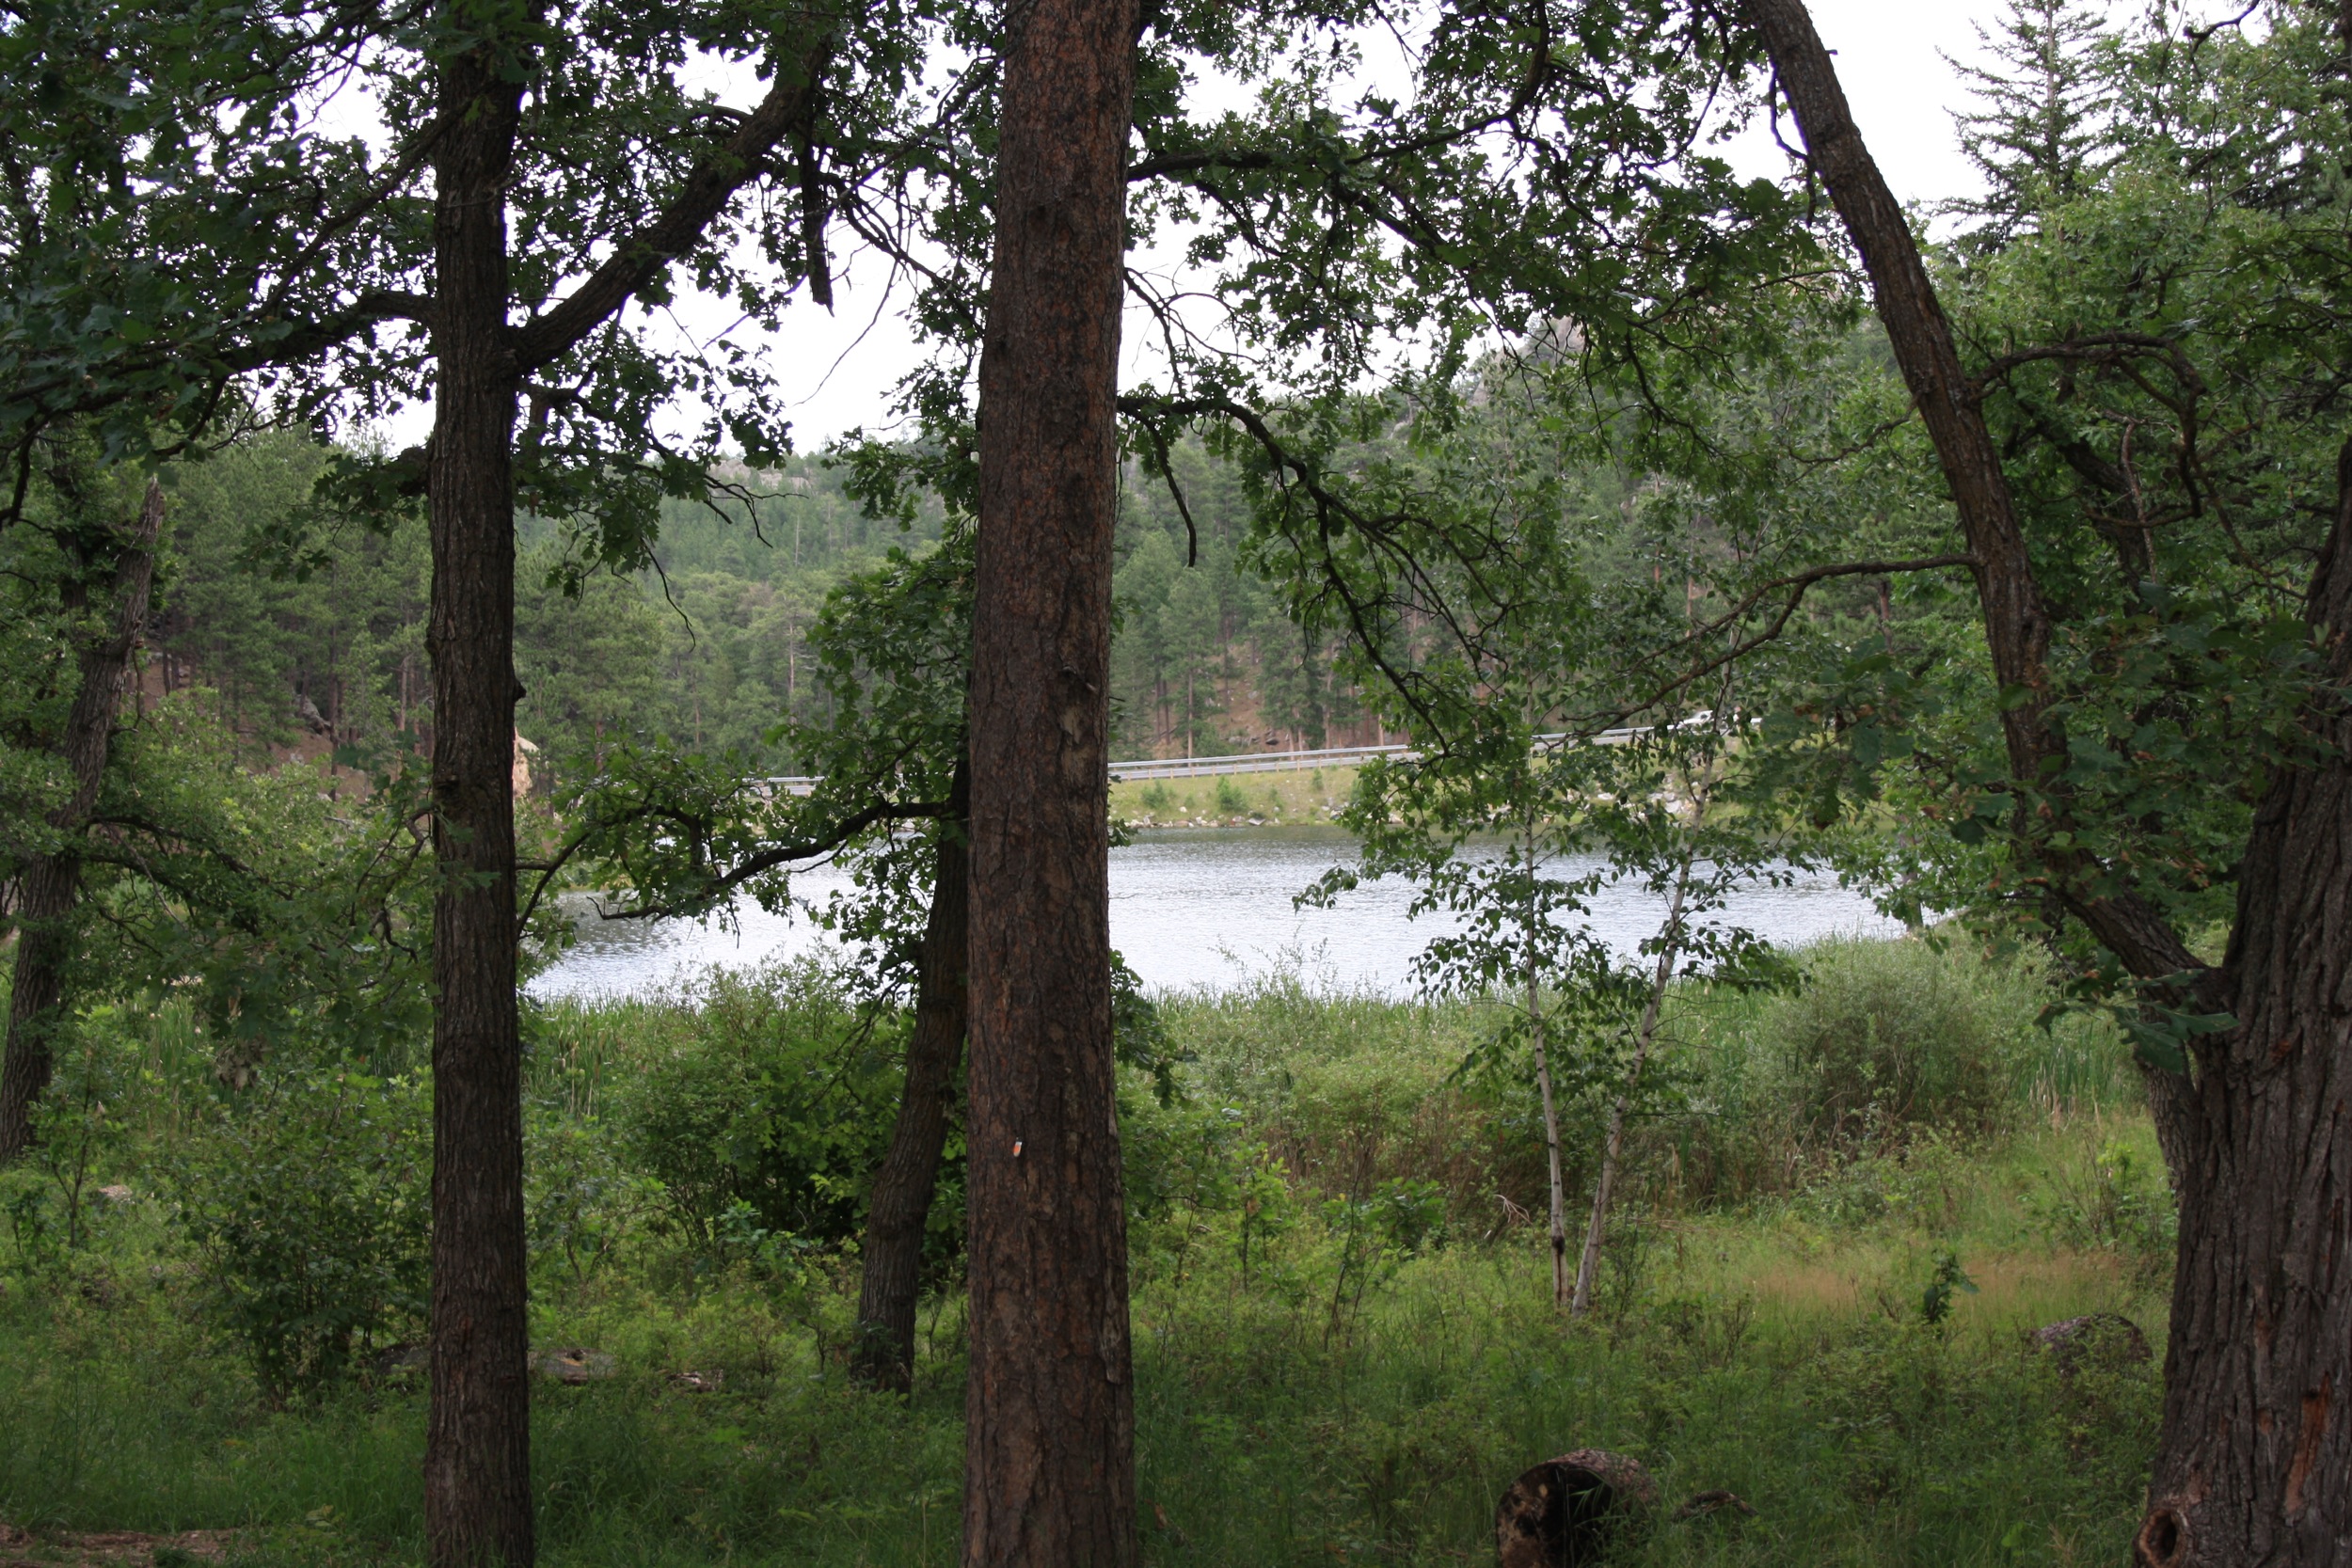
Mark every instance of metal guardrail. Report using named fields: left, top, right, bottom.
left=760, top=745, right=1390, bottom=795
left=1109, top=727, right=1655, bottom=779
left=1108, top=742, right=1409, bottom=781
left=763, top=723, right=1672, bottom=793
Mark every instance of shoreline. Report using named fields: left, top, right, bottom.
left=1110, top=762, right=1360, bottom=832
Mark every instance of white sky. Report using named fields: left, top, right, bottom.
left=762, top=1, right=2095, bottom=450
left=373, top=1, right=2139, bottom=454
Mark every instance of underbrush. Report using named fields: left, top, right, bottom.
left=0, top=936, right=2173, bottom=1565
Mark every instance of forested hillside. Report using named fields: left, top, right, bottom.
left=149, top=434, right=1386, bottom=782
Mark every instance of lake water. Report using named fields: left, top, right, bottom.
left=531, top=829, right=1900, bottom=1002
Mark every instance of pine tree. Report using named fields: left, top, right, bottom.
left=1945, top=0, right=2117, bottom=245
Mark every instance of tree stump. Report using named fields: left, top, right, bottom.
left=1496, top=1449, right=1657, bottom=1567
left=2032, top=1313, right=2150, bottom=1376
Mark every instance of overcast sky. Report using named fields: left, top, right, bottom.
left=370, top=2, right=2138, bottom=453
left=755, top=1, right=2076, bottom=451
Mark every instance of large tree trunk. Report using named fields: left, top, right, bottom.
left=962, top=0, right=1139, bottom=1554
left=852, top=757, right=970, bottom=1394
left=422, top=34, right=533, bottom=1568
left=0, top=479, right=163, bottom=1161
left=1745, top=3, right=2352, bottom=1560
left=2133, top=461, right=2352, bottom=1568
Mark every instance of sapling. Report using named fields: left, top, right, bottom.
left=1570, top=695, right=1735, bottom=1317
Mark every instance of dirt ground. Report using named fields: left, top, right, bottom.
left=0, top=1523, right=237, bottom=1568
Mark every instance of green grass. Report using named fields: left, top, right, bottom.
left=1113, top=764, right=1360, bottom=827
left=0, top=938, right=2171, bottom=1566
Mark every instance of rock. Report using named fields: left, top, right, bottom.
left=532, top=1347, right=615, bottom=1384
left=1496, top=1449, right=1657, bottom=1567
left=2034, top=1313, right=2151, bottom=1375
left=96, top=1185, right=135, bottom=1204
left=371, top=1342, right=427, bottom=1379
left=1675, top=1489, right=1756, bottom=1521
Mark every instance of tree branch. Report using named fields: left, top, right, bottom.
left=1746, top=0, right=2211, bottom=997
left=592, top=797, right=953, bottom=923
left=519, top=786, right=955, bottom=938
left=512, top=41, right=832, bottom=374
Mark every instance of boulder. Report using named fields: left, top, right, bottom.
left=532, top=1347, right=616, bottom=1384
left=2033, top=1313, right=2151, bottom=1375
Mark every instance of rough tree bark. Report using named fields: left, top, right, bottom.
left=851, top=757, right=970, bottom=1394
left=413, top=24, right=829, bottom=1562
left=2133, top=457, right=2352, bottom=1568
left=0, top=478, right=163, bottom=1162
left=1745, top=2, right=2352, bottom=1560
left=962, top=0, right=1139, bottom=1554
left=422, top=35, right=533, bottom=1568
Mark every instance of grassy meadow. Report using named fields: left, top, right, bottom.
left=0, top=938, right=2174, bottom=1567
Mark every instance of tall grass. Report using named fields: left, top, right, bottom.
left=1, top=1154, right=2167, bottom=1565
left=0, top=934, right=2172, bottom=1565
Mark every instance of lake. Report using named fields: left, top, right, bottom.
left=530, top=828, right=1902, bottom=1002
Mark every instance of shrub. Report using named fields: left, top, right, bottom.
left=3, top=1009, right=136, bottom=1267
left=1767, top=939, right=2026, bottom=1145
left=1152, top=978, right=1539, bottom=1223
left=1213, top=777, right=1249, bottom=816
left=528, top=1114, right=663, bottom=1294
left=174, top=1067, right=430, bottom=1397
left=615, top=959, right=905, bottom=1256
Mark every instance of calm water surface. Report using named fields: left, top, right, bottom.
left=530, top=828, right=1899, bottom=1002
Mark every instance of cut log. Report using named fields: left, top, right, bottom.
left=1496, top=1449, right=1657, bottom=1567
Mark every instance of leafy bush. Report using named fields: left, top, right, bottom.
left=1213, top=777, right=1249, bottom=816
left=614, top=959, right=904, bottom=1255
left=174, top=1067, right=430, bottom=1397
left=1767, top=939, right=2027, bottom=1145
left=528, top=1115, right=662, bottom=1294
left=1152, top=976, right=1535, bottom=1222
left=1321, top=1178, right=1446, bottom=1340
left=4, top=1009, right=136, bottom=1267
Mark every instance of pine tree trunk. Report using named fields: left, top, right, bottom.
left=0, top=480, right=163, bottom=1162
left=1747, top=2, right=2352, bottom=1557
left=852, top=758, right=970, bottom=1394
left=963, top=0, right=1138, bottom=1552
left=422, top=35, right=533, bottom=1568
